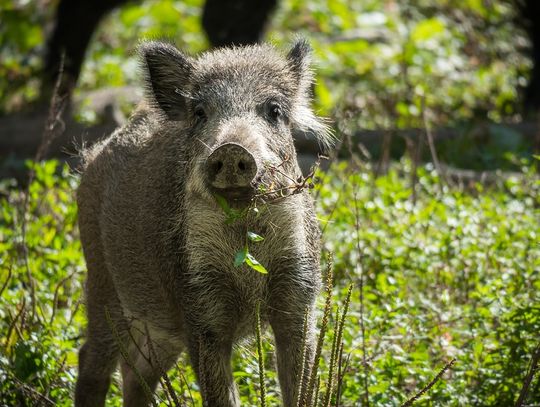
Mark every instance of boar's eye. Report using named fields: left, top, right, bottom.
left=193, top=105, right=207, bottom=123
left=267, top=102, right=283, bottom=123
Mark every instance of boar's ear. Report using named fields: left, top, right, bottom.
left=286, top=39, right=313, bottom=92
left=139, top=41, right=193, bottom=121
left=287, top=40, right=336, bottom=151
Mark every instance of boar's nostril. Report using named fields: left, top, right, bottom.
left=214, top=161, right=224, bottom=174
left=238, top=161, right=246, bottom=171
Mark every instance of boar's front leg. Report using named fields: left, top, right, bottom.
left=268, top=274, right=318, bottom=407
left=270, top=311, right=316, bottom=407
left=187, top=331, right=240, bottom=407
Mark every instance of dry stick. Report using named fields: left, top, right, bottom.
left=335, top=346, right=351, bottom=407
left=313, top=376, right=321, bottom=407
left=130, top=322, right=189, bottom=406
left=514, top=342, right=540, bottom=407
left=49, top=269, right=77, bottom=325
left=296, top=308, right=311, bottom=407
left=304, top=256, right=334, bottom=407
left=20, top=55, right=68, bottom=324
left=325, top=284, right=352, bottom=407
left=5, top=297, right=26, bottom=349
left=333, top=284, right=353, bottom=406
left=68, top=296, right=82, bottom=326
left=320, top=176, right=348, bottom=236
left=0, top=263, right=13, bottom=297
left=322, top=308, right=340, bottom=407
left=406, top=135, right=422, bottom=206
left=400, top=358, right=456, bottom=407
left=375, top=130, right=393, bottom=178
left=255, top=302, right=267, bottom=407
left=173, top=358, right=196, bottom=407
left=421, top=99, right=447, bottom=192
left=353, top=193, right=370, bottom=407
left=104, top=308, right=158, bottom=407
left=42, top=355, right=67, bottom=402
left=161, top=379, right=174, bottom=407
left=8, top=373, right=55, bottom=406
left=144, top=324, right=182, bottom=407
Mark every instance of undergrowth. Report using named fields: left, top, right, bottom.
left=1, top=158, right=539, bottom=406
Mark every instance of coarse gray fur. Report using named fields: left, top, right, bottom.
left=75, top=39, right=332, bottom=407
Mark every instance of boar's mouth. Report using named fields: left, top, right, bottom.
left=211, top=185, right=256, bottom=204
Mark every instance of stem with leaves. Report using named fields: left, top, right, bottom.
left=255, top=302, right=267, bottom=407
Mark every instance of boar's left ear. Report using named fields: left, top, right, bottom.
left=287, top=40, right=335, bottom=151
left=286, top=39, right=313, bottom=92
left=139, top=41, right=194, bottom=121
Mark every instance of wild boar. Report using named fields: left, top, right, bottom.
left=75, top=39, right=332, bottom=407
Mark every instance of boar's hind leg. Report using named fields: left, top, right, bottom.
left=75, top=270, right=126, bottom=406
left=188, top=333, right=240, bottom=407
left=121, top=329, right=182, bottom=407
left=75, top=207, right=127, bottom=406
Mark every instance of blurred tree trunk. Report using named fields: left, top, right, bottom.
left=518, top=0, right=540, bottom=113
left=42, top=0, right=277, bottom=102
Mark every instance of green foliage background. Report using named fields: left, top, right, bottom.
left=1, top=0, right=539, bottom=406
left=1, top=160, right=539, bottom=406
left=0, top=0, right=531, bottom=124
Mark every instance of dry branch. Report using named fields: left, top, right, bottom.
left=400, top=358, right=456, bottom=407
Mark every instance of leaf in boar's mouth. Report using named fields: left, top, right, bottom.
left=214, top=194, right=244, bottom=224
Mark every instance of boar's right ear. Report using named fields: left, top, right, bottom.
left=286, top=39, right=313, bottom=95
left=139, top=41, right=193, bottom=121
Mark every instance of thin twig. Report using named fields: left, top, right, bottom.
left=42, top=355, right=67, bottom=402
left=400, top=358, right=456, bottom=407
left=322, top=308, right=340, bottom=407
left=255, top=302, right=267, bottom=407
left=0, top=263, right=13, bottom=297
left=20, top=54, right=68, bottom=324
left=296, top=308, right=311, bottom=407
left=353, top=193, right=370, bottom=407
left=175, top=359, right=196, bottom=406
left=336, top=349, right=351, bottom=407
left=406, top=136, right=422, bottom=206
left=514, top=342, right=540, bottom=407
left=333, top=284, right=353, bottom=406
left=8, top=373, right=55, bottom=406
left=104, top=308, right=157, bottom=407
left=422, top=98, right=447, bottom=192
left=49, top=270, right=77, bottom=325
left=5, top=297, right=26, bottom=350
left=144, top=324, right=182, bottom=407
left=305, top=255, right=334, bottom=406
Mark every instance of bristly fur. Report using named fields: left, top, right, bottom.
left=75, top=40, right=326, bottom=407
left=138, top=39, right=334, bottom=149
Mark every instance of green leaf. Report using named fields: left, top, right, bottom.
left=247, top=231, right=264, bottom=242
left=234, top=246, right=248, bottom=267
left=214, top=194, right=231, bottom=214
left=215, top=194, right=244, bottom=224
left=245, top=252, right=268, bottom=274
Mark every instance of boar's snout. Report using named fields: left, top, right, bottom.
left=206, top=143, right=258, bottom=200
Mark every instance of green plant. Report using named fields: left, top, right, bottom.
left=2, top=158, right=539, bottom=406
